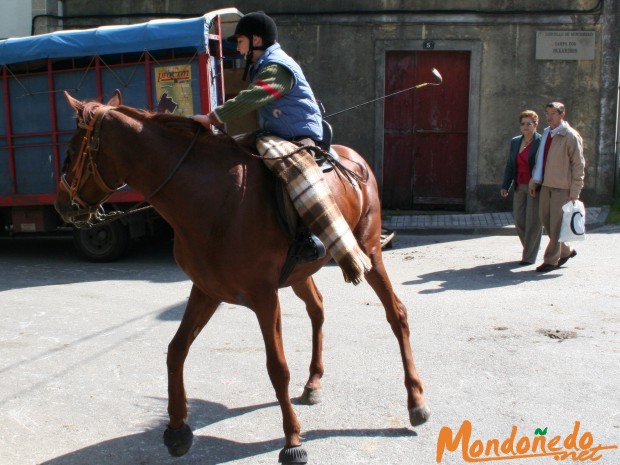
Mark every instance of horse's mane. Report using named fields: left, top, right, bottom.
left=115, top=106, right=249, bottom=149
left=148, top=111, right=210, bottom=138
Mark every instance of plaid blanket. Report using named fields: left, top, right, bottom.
left=257, top=136, right=372, bottom=285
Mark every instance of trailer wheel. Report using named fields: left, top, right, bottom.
left=72, top=221, right=131, bottom=262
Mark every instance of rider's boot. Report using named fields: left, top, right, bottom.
left=295, top=231, right=326, bottom=263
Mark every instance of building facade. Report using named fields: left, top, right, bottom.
left=10, top=0, right=620, bottom=212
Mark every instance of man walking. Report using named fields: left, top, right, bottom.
left=528, top=102, right=585, bottom=272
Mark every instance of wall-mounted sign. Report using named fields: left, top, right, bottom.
left=536, top=31, right=595, bottom=60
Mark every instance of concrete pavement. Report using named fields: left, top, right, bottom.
left=1, top=216, right=618, bottom=465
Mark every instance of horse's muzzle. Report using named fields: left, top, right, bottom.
left=54, top=197, right=72, bottom=223
left=54, top=198, right=92, bottom=229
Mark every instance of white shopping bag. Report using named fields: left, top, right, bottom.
left=559, top=200, right=586, bottom=242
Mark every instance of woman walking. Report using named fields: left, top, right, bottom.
left=500, top=110, right=543, bottom=265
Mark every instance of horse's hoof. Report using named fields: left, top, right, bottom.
left=163, top=423, right=193, bottom=457
left=278, top=445, right=308, bottom=464
left=409, top=404, right=431, bottom=426
left=299, top=387, right=323, bottom=405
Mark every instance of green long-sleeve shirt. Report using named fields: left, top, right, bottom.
left=212, top=63, right=294, bottom=123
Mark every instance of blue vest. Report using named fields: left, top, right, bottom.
left=250, top=44, right=323, bottom=141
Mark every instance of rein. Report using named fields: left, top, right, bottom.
left=294, top=145, right=367, bottom=186
left=61, top=106, right=201, bottom=227
left=63, top=105, right=361, bottom=229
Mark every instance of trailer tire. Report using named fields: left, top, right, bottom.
left=72, top=221, right=131, bottom=262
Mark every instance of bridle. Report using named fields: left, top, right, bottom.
left=59, top=106, right=125, bottom=227
left=59, top=105, right=200, bottom=228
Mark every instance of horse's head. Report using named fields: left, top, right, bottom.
left=55, top=90, right=126, bottom=228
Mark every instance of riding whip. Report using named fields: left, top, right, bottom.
left=324, top=68, right=443, bottom=119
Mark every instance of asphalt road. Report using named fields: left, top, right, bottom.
left=1, top=229, right=619, bottom=465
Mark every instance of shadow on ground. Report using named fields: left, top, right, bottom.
left=403, top=260, right=560, bottom=292
left=0, top=237, right=185, bottom=292
left=39, top=398, right=417, bottom=465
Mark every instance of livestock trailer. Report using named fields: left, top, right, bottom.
left=0, top=8, right=251, bottom=260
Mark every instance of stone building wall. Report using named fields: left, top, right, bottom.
left=30, top=0, right=619, bottom=210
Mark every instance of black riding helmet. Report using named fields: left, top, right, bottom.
left=229, top=12, right=278, bottom=80
left=228, top=11, right=278, bottom=47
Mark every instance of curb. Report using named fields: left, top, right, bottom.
left=382, top=206, right=609, bottom=234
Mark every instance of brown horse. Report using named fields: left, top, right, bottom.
left=55, top=91, right=430, bottom=464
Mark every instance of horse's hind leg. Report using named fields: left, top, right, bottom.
left=365, top=250, right=430, bottom=427
left=164, top=284, right=220, bottom=456
left=254, top=292, right=307, bottom=463
left=292, top=277, right=324, bottom=405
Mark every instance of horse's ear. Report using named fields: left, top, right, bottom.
left=64, top=91, right=84, bottom=113
left=108, top=89, right=123, bottom=107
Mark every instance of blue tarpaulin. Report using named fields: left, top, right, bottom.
left=0, top=8, right=242, bottom=65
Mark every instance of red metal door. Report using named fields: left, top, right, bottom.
left=383, top=51, right=470, bottom=209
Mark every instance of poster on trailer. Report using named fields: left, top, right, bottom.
left=155, top=64, right=194, bottom=115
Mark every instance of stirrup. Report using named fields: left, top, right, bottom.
left=295, top=233, right=326, bottom=263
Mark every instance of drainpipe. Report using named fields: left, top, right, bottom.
left=599, top=0, right=620, bottom=200
left=57, top=0, right=64, bottom=30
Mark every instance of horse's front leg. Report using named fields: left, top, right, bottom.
left=164, top=284, right=220, bottom=457
left=254, top=292, right=307, bottom=464
left=365, top=251, right=431, bottom=427
left=291, top=277, right=324, bottom=405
